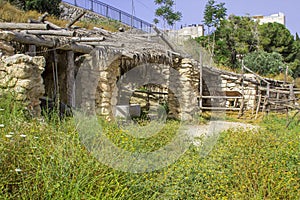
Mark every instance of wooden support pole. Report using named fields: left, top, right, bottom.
left=27, top=45, right=36, bottom=56
left=38, top=12, right=48, bottom=22
left=255, top=94, right=262, bottom=119
left=238, top=61, right=245, bottom=118
left=0, top=23, right=49, bottom=30
left=275, top=92, right=280, bottom=109
left=66, top=11, right=87, bottom=29
left=289, top=84, right=295, bottom=105
left=0, top=31, right=93, bottom=53
left=199, top=51, right=203, bottom=111
left=53, top=50, right=60, bottom=112
left=67, top=51, right=75, bottom=107
left=264, top=83, right=270, bottom=117
left=13, top=32, right=54, bottom=47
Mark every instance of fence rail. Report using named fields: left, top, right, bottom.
left=62, top=0, right=153, bottom=33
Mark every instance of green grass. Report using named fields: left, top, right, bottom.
left=0, top=95, right=299, bottom=199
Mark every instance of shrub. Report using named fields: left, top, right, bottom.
left=8, top=0, right=61, bottom=16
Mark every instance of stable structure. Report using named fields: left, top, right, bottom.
left=0, top=11, right=299, bottom=121
left=0, top=14, right=200, bottom=120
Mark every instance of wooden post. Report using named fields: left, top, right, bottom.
left=27, top=44, right=36, bottom=56
left=238, top=60, right=245, bottom=118
left=275, top=92, right=280, bottom=109
left=53, top=50, right=60, bottom=112
left=289, top=84, right=295, bottom=106
left=262, top=83, right=270, bottom=117
left=67, top=51, right=75, bottom=107
left=199, top=51, right=203, bottom=111
left=255, top=94, right=262, bottom=119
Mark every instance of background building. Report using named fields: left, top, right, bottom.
left=252, top=12, right=286, bottom=26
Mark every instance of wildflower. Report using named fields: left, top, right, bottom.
left=5, top=135, right=12, bottom=138
left=34, top=136, right=39, bottom=139
left=0, top=108, right=4, bottom=111
left=8, top=132, right=14, bottom=135
left=0, top=124, right=4, bottom=128
left=15, top=168, right=22, bottom=172
left=20, top=134, right=26, bottom=138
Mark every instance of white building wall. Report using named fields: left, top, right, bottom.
left=252, top=12, right=285, bottom=26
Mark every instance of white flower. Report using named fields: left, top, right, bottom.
left=20, top=134, right=26, bottom=138
left=5, top=135, right=12, bottom=138
left=0, top=124, right=4, bottom=128
left=8, top=132, right=14, bottom=135
left=0, top=108, right=4, bottom=111
left=34, top=136, right=39, bottom=139
left=15, top=168, right=22, bottom=172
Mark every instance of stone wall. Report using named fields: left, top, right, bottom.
left=60, top=2, right=122, bottom=28
left=0, top=54, right=45, bottom=116
left=220, top=74, right=257, bottom=109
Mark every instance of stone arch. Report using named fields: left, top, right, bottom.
left=75, top=47, right=199, bottom=121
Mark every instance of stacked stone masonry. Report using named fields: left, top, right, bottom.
left=0, top=54, right=45, bottom=116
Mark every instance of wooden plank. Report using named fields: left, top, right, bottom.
left=200, top=96, right=243, bottom=99
left=258, top=86, right=295, bottom=95
left=0, top=23, right=49, bottom=30
left=200, top=107, right=241, bottom=111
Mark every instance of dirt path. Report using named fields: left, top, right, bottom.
left=184, top=121, right=258, bottom=147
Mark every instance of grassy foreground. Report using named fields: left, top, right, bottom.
left=0, top=96, right=299, bottom=199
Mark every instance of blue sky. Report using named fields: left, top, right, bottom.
left=70, top=0, right=300, bottom=36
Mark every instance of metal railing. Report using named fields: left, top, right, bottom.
left=62, top=0, right=153, bottom=33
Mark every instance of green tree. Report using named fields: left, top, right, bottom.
left=202, top=0, right=227, bottom=65
left=244, top=51, right=284, bottom=76
left=203, top=0, right=227, bottom=31
left=154, top=0, right=182, bottom=27
left=258, top=22, right=295, bottom=62
left=8, top=0, right=61, bottom=16
left=198, top=15, right=259, bottom=68
left=7, top=0, right=26, bottom=9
